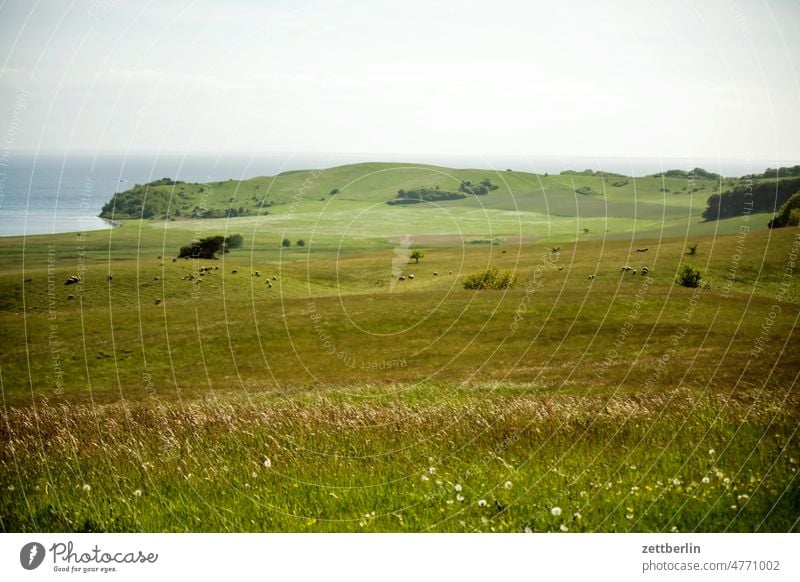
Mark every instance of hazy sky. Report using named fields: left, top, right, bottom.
left=1, top=0, right=798, bottom=161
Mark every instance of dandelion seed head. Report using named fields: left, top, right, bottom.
left=82, top=484, right=91, bottom=492
left=133, top=489, right=142, bottom=497
left=454, top=484, right=462, bottom=492
left=503, top=480, right=513, bottom=490
left=701, top=476, right=710, bottom=484
left=478, top=499, right=487, bottom=507
left=421, top=475, right=429, bottom=482
left=560, top=524, right=569, bottom=531
left=456, top=494, right=464, bottom=502
left=251, top=471, right=257, bottom=479
left=263, top=458, right=272, bottom=468
left=551, top=506, right=562, bottom=517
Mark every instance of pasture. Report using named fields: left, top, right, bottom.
left=1, top=163, right=798, bottom=532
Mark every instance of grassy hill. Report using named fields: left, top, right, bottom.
left=1, top=162, right=798, bottom=533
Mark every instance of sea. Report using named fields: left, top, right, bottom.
left=0, top=151, right=791, bottom=237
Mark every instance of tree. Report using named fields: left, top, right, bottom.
left=177, top=235, right=242, bottom=260
left=676, top=264, right=702, bottom=288
left=281, top=238, right=291, bottom=248
left=296, top=239, right=306, bottom=247
left=410, top=249, right=425, bottom=264
left=686, top=242, right=698, bottom=255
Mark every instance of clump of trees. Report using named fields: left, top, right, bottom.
left=388, top=188, right=466, bottom=205
left=177, top=234, right=243, bottom=259
left=702, top=177, right=800, bottom=221
left=458, top=178, right=499, bottom=196
left=675, top=264, right=702, bottom=288
left=462, top=267, right=518, bottom=290
left=768, top=191, right=800, bottom=228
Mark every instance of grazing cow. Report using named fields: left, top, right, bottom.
left=399, top=275, right=405, bottom=281
left=272, top=275, right=277, bottom=280
left=64, top=275, right=81, bottom=285
left=409, top=274, right=415, bottom=279
left=641, top=267, right=650, bottom=275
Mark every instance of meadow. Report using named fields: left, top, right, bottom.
left=1, top=163, right=798, bottom=532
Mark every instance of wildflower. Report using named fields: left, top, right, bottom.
left=82, top=484, right=91, bottom=493
left=454, top=484, right=462, bottom=492
left=560, top=524, right=569, bottom=532
left=435, top=479, right=443, bottom=486
left=421, top=475, right=429, bottom=482
left=573, top=512, right=582, bottom=520
left=428, top=467, right=436, bottom=475
left=671, top=526, right=679, bottom=532
left=737, top=494, right=749, bottom=501
left=503, top=480, right=513, bottom=490
left=551, top=507, right=562, bottom=517
left=478, top=499, right=487, bottom=507
left=630, top=486, right=639, bottom=493
left=708, top=449, right=716, bottom=456
left=524, top=526, right=533, bottom=533
left=701, top=476, right=710, bottom=484
left=6, top=485, right=14, bottom=491
left=446, top=499, right=454, bottom=505
left=723, top=477, right=730, bottom=485
left=251, top=471, right=257, bottom=479
left=263, top=458, right=272, bottom=468
left=626, top=514, right=634, bottom=520
left=730, top=505, right=738, bottom=510
left=134, top=489, right=142, bottom=497
left=672, top=478, right=681, bottom=486
left=456, top=494, right=464, bottom=502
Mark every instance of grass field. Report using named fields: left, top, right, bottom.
left=1, top=163, right=798, bottom=532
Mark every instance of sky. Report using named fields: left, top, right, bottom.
left=0, top=0, right=799, bottom=163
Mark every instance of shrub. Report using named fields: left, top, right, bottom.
left=686, top=242, right=698, bottom=255
left=676, top=264, right=702, bottom=288
left=462, top=267, right=518, bottom=290
left=296, top=239, right=306, bottom=247
left=281, top=238, right=291, bottom=248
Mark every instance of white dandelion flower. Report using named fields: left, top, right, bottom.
left=626, top=514, right=634, bottom=520
left=421, top=475, right=429, bottom=482
left=446, top=499, right=454, bottom=505
left=134, top=489, right=143, bottom=497
left=708, top=449, right=716, bottom=456
left=671, top=526, right=679, bottom=532
left=560, top=523, right=569, bottom=531
left=524, top=526, right=533, bottom=533
left=672, top=478, right=681, bottom=486
left=573, top=512, right=582, bottom=520
left=428, top=466, right=436, bottom=475
left=456, top=494, right=464, bottom=502
left=251, top=471, right=257, bottom=479
left=478, top=499, right=487, bottom=507
left=454, top=484, right=462, bottom=492
left=263, top=458, right=272, bottom=468
left=82, top=484, right=91, bottom=493
left=503, top=480, right=513, bottom=490
left=701, top=476, right=710, bottom=484
left=551, top=507, right=562, bottom=517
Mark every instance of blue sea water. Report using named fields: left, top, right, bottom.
left=0, top=152, right=790, bottom=237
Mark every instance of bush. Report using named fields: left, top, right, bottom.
left=676, top=264, right=702, bottom=288
left=177, top=235, right=242, bottom=260
left=281, top=238, right=291, bottom=248
left=686, top=242, right=698, bottom=255
left=296, top=239, right=306, bottom=247
left=462, top=267, right=518, bottom=290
